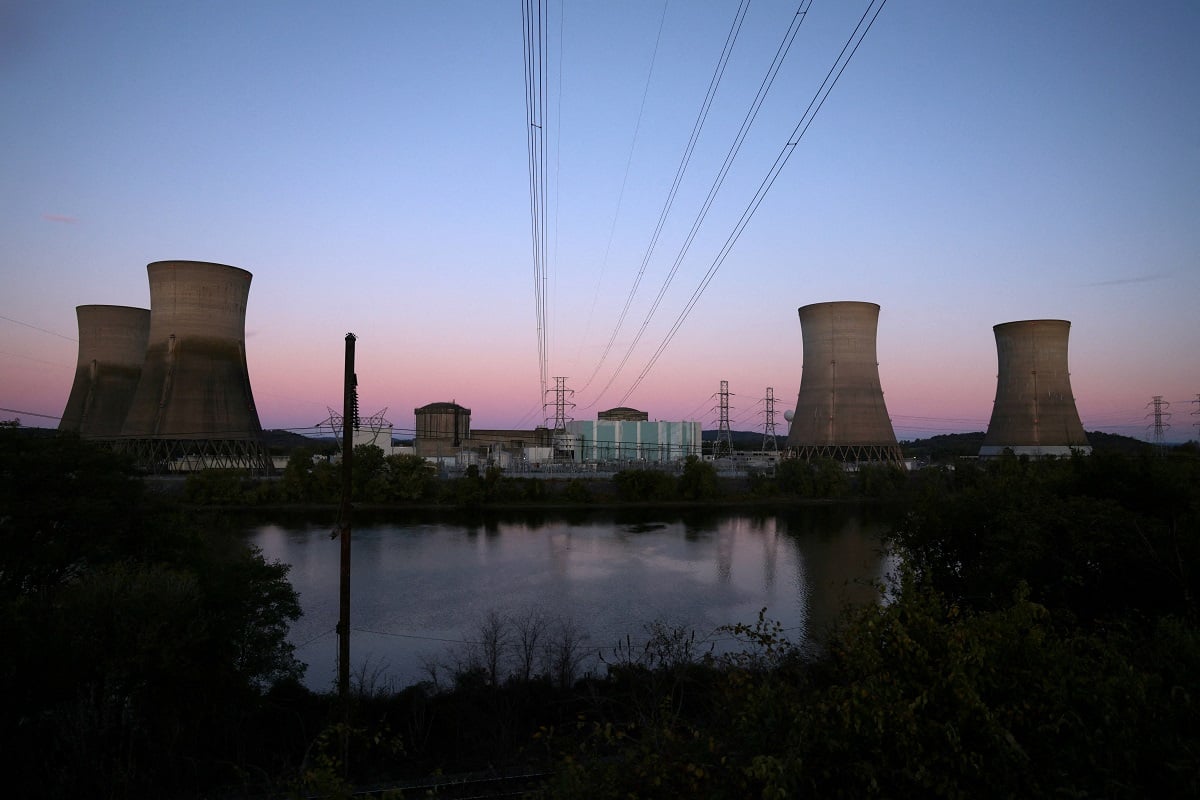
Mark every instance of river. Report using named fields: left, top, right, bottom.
left=247, top=506, right=896, bottom=692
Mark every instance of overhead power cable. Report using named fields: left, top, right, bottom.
left=587, top=0, right=813, bottom=408
left=617, top=0, right=889, bottom=406
left=577, top=0, right=753, bottom=400
left=573, top=0, right=671, bottom=377
left=522, top=0, right=551, bottom=407
left=0, top=313, right=76, bottom=341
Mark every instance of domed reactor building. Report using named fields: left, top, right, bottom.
left=979, top=319, right=1091, bottom=458
left=59, top=304, right=151, bottom=437
left=119, top=260, right=271, bottom=472
left=785, top=301, right=902, bottom=465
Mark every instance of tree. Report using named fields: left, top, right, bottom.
left=676, top=455, right=719, bottom=500
left=384, top=453, right=435, bottom=501
left=0, top=429, right=303, bottom=796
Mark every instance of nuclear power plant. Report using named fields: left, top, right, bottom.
left=59, top=305, right=151, bottom=437
left=52, top=257, right=1107, bottom=472
left=57, top=260, right=271, bottom=473
left=785, top=301, right=903, bottom=464
left=979, top=319, right=1091, bottom=458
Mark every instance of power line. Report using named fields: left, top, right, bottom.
left=617, top=0, right=889, bottom=406
left=591, top=0, right=814, bottom=409
left=573, top=0, right=671, bottom=381
left=579, top=0, right=753, bottom=405
left=0, top=313, right=76, bottom=342
left=0, top=406, right=62, bottom=421
left=522, top=0, right=552, bottom=405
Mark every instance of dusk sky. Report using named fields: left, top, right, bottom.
left=2, top=1, right=1197, bottom=441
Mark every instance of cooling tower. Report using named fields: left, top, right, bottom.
left=980, top=319, right=1091, bottom=457
left=121, top=260, right=269, bottom=471
left=58, top=305, right=151, bottom=437
left=785, top=301, right=902, bottom=464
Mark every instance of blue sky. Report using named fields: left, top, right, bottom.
left=2, top=1, right=1197, bottom=440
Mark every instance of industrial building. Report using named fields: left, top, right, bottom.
left=412, top=401, right=701, bottom=467
left=980, top=319, right=1091, bottom=458
left=413, top=401, right=553, bottom=465
left=566, top=416, right=702, bottom=463
left=59, top=304, right=150, bottom=437
left=785, top=301, right=903, bottom=465
left=117, top=260, right=271, bottom=472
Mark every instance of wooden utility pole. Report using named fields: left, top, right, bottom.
left=338, top=333, right=356, bottom=705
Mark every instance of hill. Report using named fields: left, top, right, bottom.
left=900, top=430, right=1153, bottom=462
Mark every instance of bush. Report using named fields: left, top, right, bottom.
left=677, top=455, right=719, bottom=500
left=612, top=468, right=676, bottom=502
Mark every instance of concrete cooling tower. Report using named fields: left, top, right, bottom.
left=120, top=260, right=270, bottom=472
left=785, top=301, right=902, bottom=464
left=980, top=319, right=1091, bottom=457
left=58, top=305, right=151, bottom=437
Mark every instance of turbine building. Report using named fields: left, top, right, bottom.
left=785, top=301, right=902, bottom=464
left=980, top=319, right=1091, bottom=457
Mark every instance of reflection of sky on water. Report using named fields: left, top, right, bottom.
left=248, top=509, right=891, bottom=691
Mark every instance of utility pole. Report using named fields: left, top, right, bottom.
left=762, top=387, right=778, bottom=452
left=1145, top=395, right=1170, bottom=455
left=715, top=380, right=733, bottom=458
left=338, top=334, right=356, bottom=721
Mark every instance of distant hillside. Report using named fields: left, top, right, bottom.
left=701, top=429, right=784, bottom=451
left=900, top=430, right=1153, bottom=461
left=1083, top=430, right=1155, bottom=456
left=262, top=429, right=338, bottom=455
left=900, top=432, right=986, bottom=461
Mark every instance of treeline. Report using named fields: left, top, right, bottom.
left=183, top=444, right=912, bottom=506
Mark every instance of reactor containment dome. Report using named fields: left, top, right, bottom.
left=785, top=301, right=902, bottom=464
left=980, top=319, right=1091, bottom=458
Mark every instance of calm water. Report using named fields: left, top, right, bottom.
left=247, top=507, right=895, bottom=691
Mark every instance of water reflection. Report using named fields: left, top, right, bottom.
left=247, top=507, right=892, bottom=691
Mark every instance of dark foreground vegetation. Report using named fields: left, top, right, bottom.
left=2, top=422, right=1198, bottom=797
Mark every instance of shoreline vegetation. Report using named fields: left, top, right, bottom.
left=2, top=423, right=1198, bottom=797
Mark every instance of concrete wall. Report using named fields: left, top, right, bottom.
left=980, top=319, right=1091, bottom=457
left=785, top=301, right=900, bottom=453
left=59, top=304, right=150, bottom=437
left=121, top=261, right=263, bottom=440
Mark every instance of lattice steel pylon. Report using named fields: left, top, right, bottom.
left=544, top=376, right=575, bottom=461
left=714, top=380, right=733, bottom=458
left=1191, top=393, right=1199, bottom=438
left=1146, top=395, right=1171, bottom=454
left=762, top=387, right=778, bottom=451
left=544, top=376, right=574, bottom=431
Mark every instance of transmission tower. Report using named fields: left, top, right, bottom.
left=1192, top=393, right=1199, bottom=438
left=1145, top=395, right=1171, bottom=454
left=761, top=387, right=778, bottom=452
left=714, top=380, right=733, bottom=458
left=544, top=376, right=575, bottom=432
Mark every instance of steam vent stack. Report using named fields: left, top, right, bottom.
left=785, top=301, right=902, bottom=464
left=120, top=261, right=270, bottom=472
left=59, top=305, right=151, bottom=437
left=980, top=319, right=1091, bottom=457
